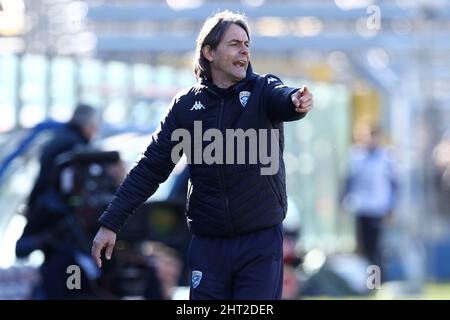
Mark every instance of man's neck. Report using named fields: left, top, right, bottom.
left=212, top=78, right=235, bottom=89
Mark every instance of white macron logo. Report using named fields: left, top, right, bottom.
left=190, top=101, right=205, bottom=111
left=267, top=77, right=278, bottom=84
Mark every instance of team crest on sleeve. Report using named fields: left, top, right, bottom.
left=192, top=270, right=203, bottom=288
left=239, top=91, right=251, bottom=108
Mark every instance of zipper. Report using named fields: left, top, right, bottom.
left=217, top=98, right=234, bottom=235
left=185, top=178, right=193, bottom=211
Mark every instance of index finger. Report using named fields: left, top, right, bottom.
left=301, top=86, right=309, bottom=95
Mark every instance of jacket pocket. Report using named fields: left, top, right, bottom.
left=266, top=176, right=284, bottom=207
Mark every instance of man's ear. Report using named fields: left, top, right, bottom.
left=202, top=45, right=213, bottom=62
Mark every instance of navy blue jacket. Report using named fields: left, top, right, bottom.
left=98, top=65, right=307, bottom=237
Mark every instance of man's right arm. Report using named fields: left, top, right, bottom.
left=92, top=101, right=181, bottom=268
left=97, top=100, right=180, bottom=234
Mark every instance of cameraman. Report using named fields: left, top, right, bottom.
left=16, top=104, right=101, bottom=299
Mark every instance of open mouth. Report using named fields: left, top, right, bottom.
left=234, top=60, right=247, bottom=68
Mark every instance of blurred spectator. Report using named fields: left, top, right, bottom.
left=282, top=264, right=300, bottom=300
left=150, top=243, right=182, bottom=299
left=432, top=130, right=450, bottom=214
left=109, top=240, right=181, bottom=300
left=26, top=104, right=100, bottom=209
left=342, top=122, right=399, bottom=276
left=281, top=200, right=303, bottom=299
left=15, top=104, right=102, bottom=299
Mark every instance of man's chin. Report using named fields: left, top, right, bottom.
left=234, top=73, right=246, bottom=81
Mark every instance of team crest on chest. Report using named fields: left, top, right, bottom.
left=239, top=91, right=251, bottom=108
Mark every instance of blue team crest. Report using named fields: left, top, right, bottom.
left=192, top=270, right=202, bottom=289
left=239, top=91, right=251, bottom=108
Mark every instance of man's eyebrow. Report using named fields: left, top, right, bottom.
left=227, top=39, right=250, bottom=45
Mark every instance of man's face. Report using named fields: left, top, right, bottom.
left=84, top=120, right=100, bottom=141
left=205, top=23, right=250, bottom=88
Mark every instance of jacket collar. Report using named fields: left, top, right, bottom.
left=199, top=63, right=257, bottom=97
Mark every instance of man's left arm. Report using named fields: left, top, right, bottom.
left=265, top=75, right=313, bottom=122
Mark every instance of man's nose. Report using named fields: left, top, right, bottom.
left=240, top=45, right=249, bottom=56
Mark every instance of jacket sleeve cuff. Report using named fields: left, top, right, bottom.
left=283, top=87, right=307, bottom=122
left=98, top=214, right=121, bottom=234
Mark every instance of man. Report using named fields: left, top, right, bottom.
left=26, top=104, right=100, bottom=211
left=16, top=104, right=101, bottom=299
left=92, top=10, right=313, bottom=300
left=342, top=122, right=399, bottom=273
